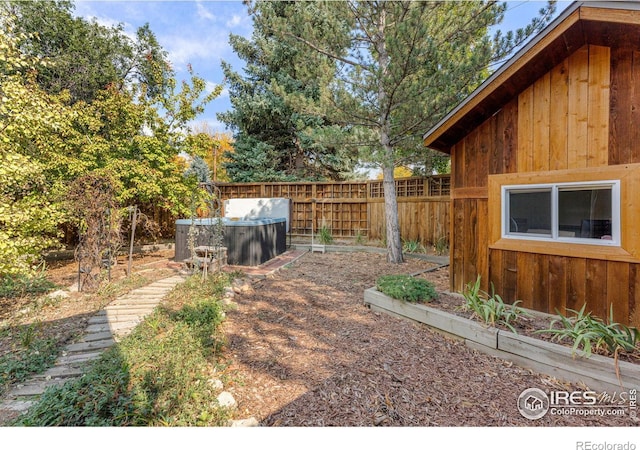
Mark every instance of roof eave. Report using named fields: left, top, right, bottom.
left=422, top=1, right=589, bottom=152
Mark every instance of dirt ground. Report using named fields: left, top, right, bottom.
left=220, top=250, right=636, bottom=427
left=1, top=246, right=636, bottom=426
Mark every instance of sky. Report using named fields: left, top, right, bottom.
left=72, top=0, right=573, bottom=136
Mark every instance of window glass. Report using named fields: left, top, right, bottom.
left=508, top=190, right=552, bottom=236
left=558, top=187, right=612, bottom=240
left=502, top=181, right=619, bottom=246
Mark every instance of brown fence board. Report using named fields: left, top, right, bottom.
left=206, top=176, right=450, bottom=248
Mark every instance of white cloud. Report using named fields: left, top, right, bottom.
left=225, top=14, right=242, bottom=28
left=166, top=34, right=229, bottom=68
left=196, top=1, right=216, bottom=21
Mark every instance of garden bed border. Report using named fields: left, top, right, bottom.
left=364, top=287, right=640, bottom=393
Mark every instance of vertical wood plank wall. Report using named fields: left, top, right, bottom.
left=210, top=176, right=451, bottom=248
left=451, top=44, right=640, bottom=325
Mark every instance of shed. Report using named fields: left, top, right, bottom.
left=422, top=1, right=640, bottom=326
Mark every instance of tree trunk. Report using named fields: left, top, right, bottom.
left=376, top=4, right=403, bottom=263
left=382, top=160, right=403, bottom=263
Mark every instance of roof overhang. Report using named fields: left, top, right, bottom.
left=422, top=1, right=640, bottom=153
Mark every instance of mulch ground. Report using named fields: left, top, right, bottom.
left=2, top=247, right=636, bottom=427
left=220, top=251, right=635, bottom=426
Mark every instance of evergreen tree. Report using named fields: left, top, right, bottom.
left=265, top=0, right=556, bottom=262
left=218, top=1, right=358, bottom=181
left=184, top=155, right=212, bottom=184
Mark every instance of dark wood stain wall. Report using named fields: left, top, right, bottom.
left=451, top=44, right=640, bottom=326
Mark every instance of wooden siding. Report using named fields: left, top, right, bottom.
left=449, top=44, right=640, bottom=326
left=488, top=253, right=635, bottom=324
left=517, top=45, right=610, bottom=172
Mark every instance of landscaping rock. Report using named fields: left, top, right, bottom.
left=208, top=378, right=224, bottom=391
left=228, top=417, right=259, bottom=427
left=216, top=391, right=237, bottom=409
left=49, top=289, right=70, bottom=299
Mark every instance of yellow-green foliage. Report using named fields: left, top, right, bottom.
left=0, top=24, right=66, bottom=278
left=0, top=153, right=62, bottom=277
left=0, top=16, right=222, bottom=279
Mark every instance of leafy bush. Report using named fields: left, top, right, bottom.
left=0, top=270, right=56, bottom=299
left=536, top=304, right=640, bottom=358
left=461, top=275, right=529, bottom=333
left=376, top=275, right=437, bottom=303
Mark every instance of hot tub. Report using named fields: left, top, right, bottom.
left=175, top=217, right=286, bottom=266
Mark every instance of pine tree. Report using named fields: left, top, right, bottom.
left=218, top=1, right=359, bottom=181
left=184, top=155, right=212, bottom=184
left=267, top=0, right=556, bottom=262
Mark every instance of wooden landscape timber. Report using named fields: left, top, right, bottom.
left=364, top=287, right=640, bottom=394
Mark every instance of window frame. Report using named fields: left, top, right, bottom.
left=501, top=180, right=621, bottom=247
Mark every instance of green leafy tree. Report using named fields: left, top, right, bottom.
left=186, top=124, right=234, bottom=182
left=0, top=6, right=222, bottom=280
left=0, top=20, right=67, bottom=278
left=219, top=1, right=359, bottom=181
left=267, top=0, right=555, bottom=262
left=60, top=69, right=222, bottom=217
left=3, top=0, right=173, bottom=104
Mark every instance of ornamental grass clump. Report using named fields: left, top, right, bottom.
left=461, top=275, right=529, bottom=333
left=536, top=304, right=640, bottom=359
left=376, top=275, right=437, bottom=303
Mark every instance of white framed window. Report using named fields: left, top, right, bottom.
left=501, top=180, right=620, bottom=246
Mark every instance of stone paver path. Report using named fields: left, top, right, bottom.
left=0, top=274, right=186, bottom=420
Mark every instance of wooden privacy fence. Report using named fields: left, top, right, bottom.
left=206, top=175, right=451, bottom=247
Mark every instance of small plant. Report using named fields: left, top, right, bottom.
left=19, top=322, right=40, bottom=349
left=376, top=275, right=437, bottom=303
left=0, top=337, right=59, bottom=394
left=317, top=225, right=334, bottom=244
left=536, top=304, right=640, bottom=358
left=0, top=270, right=56, bottom=299
left=402, top=238, right=424, bottom=254
left=433, top=237, right=449, bottom=256
left=354, top=230, right=366, bottom=245
left=461, top=275, right=529, bottom=333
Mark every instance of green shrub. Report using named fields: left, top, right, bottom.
left=0, top=271, right=56, bottom=299
left=376, top=275, right=437, bottom=303
left=461, top=275, right=529, bottom=333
